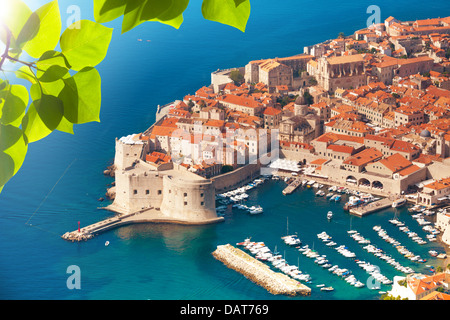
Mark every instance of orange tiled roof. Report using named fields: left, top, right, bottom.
left=343, top=148, right=383, bottom=166
left=378, top=153, right=412, bottom=173
left=263, top=106, right=282, bottom=116
left=424, top=177, right=450, bottom=190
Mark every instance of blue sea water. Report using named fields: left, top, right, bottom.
left=1, top=0, right=450, bottom=300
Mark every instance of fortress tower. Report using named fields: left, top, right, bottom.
left=114, top=135, right=146, bottom=171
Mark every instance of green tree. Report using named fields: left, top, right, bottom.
left=338, top=32, right=345, bottom=39
left=221, top=165, right=234, bottom=174
left=230, top=70, right=244, bottom=85
left=0, top=0, right=252, bottom=193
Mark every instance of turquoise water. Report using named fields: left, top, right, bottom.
left=0, top=0, right=449, bottom=300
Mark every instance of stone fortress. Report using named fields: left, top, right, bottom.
left=107, top=135, right=222, bottom=225
left=106, top=134, right=263, bottom=225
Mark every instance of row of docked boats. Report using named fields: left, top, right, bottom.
left=298, top=242, right=364, bottom=289
left=373, top=226, right=427, bottom=263
left=389, top=218, right=427, bottom=245
left=349, top=231, right=414, bottom=274
left=233, top=204, right=263, bottom=215
left=408, top=204, right=436, bottom=216
left=343, top=194, right=379, bottom=211
left=237, top=238, right=312, bottom=282
left=216, top=177, right=268, bottom=215
left=216, top=177, right=268, bottom=202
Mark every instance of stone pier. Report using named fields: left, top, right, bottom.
left=212, top=244, right=311, bottom=296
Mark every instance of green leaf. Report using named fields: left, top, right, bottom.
left=121, top=2, right=147, bottom=33
left=0, top=83, right=28, bottom=127
left=233, top=0, right=247, bottom=6
left=201, top=0, right=250, bottom=32
left=60, top=20, right=113, bottom=71
left=0, top=152, right=15, bottom=189
left=36, top=51, right=71, bottom=83
left=55, top=116, right=74, bottom=134
left=28, top=83, right=74, bottom=135
left=22, top=95, right=64, bottom=143
left=59, top=67, right=101, bottom=124
left=15, top=66, right=38, bottom=85
left=142, top=0, right=189, bottom=29
left=121, top=0, right=189, bottom=33
left=22, top=0, right=62, bottom=59
left=0, top=124, right=27, bottom=194
left=94, top=0, right=127, bottom=23
left=142, top=0, right=189, bottom=21
left=0, top=0, right=32, bottom=50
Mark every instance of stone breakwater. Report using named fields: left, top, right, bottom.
left=212, top=244, right=311, bottom=296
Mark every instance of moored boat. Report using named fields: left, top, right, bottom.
left=392, top=198, right=406, bottom=208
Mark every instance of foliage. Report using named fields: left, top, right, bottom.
left=229, top=70, right=244, bottom=85
left=303, top=91, right=314, bottom=105
left=0, top=0, right=252, bottom=193
left=221, top=165, right=234, bottom=174
left=308, top=77, right=318, bottom=86
left=380, top=293, right=408, bottom=300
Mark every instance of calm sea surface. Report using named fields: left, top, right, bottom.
left=0, top=0, right=449, bottom=300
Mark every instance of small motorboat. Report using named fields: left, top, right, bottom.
left=105, top=241, right=110, bottom=246
left=327, top=211, right=333, bottom=220
left=321, top=286, right=334, bottom=291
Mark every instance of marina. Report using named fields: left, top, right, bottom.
left=64, top=173, right=449, bottom=298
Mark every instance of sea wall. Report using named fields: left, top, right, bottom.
left=211, top=163, right=261, bottom=193
left=212, top=244, right=310, bottom=296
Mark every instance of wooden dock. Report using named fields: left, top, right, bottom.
left=349, top=198, right=393, bottom=217
left=212, top=244, right=311, bottom=296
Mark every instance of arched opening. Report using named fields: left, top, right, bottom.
left=346, top=175, right=357, bottom=185
left=359, top=178, right=371, bottom=188
left=372, top=181, right=383, bottom=190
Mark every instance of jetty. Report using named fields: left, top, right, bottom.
left=212, top=244, right=311, bottom=296
left=349, top=198, right=393, bottom=217
left=282, top=177, right=302, bottom=195
left=62, top=207, right=224, bottom=242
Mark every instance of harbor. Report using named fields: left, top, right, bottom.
left=212, top=244, right=311, bottom=296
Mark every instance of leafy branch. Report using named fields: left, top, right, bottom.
left=0, top=0, right=251, bottom=194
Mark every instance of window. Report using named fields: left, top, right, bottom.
left=184, top=201, right=188, bottom=206
left=184, top=193, right=187, bottom=197
left=201, top=201, right=204, bottom=206
left=146, top=190, right=149, bottom=195
left=200, top=193, right=204, bottom=197
left=133, top=190, right=137, bottom=195
left=158, top=190, right=162, bottom=195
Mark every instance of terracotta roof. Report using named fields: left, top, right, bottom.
left=310, top=158, right=328, bottom=165
left=263, top=106, right=282, bottom=116
left=379, top=153, right=412, bottom=173
left=397, top=164, right=421, bottom=176
left=424, top=177, right=450, bottom=190
left=146, top=151, right=171, bottom=164
left=343, top=148, right=383, bottom=166
left=219, top=94, right=263, bottom=109
left=421, top=291, right=450, bottom=300
left=327, top=144, right=355, bottom=154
